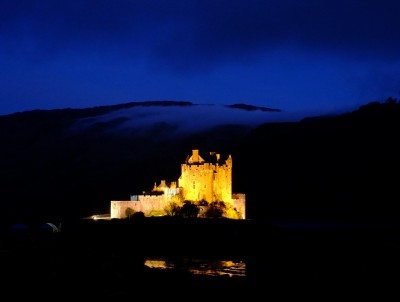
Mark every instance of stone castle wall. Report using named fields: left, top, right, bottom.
left=178, top=154, right=232, bottom=203
left=110, top=150, right=246, bottom=219
left=111, top=195, right=169, bottom=219
left=213, top=157, right=232, bottom=203
left=111, top=201, right=142, bottom=219
left=232, top=193, right=246, bottom=219
left=179, top=163, right=215, bottom=202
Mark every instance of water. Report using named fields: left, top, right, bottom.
left=144, top=257, right=246, bottom=277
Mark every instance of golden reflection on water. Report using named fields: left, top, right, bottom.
left=144, top=257, right=246, bottom=277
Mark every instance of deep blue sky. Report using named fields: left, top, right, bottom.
left=1, top=0, right=399, bottom=118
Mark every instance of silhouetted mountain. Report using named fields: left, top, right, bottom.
left=233, top=98, right=400, bottom=222
left=1, top=99, right=399, bottom=225
left=0, top=101, right=282, bottom=224
left=226, top=103, right=281, bottom=112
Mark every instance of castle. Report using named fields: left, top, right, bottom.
left=111, top=149, right=246, bottom=219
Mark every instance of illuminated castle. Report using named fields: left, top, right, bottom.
left=111, top=149, right=246, bottom=219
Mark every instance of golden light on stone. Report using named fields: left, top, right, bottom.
left=111, top=149, right=246, bottom=219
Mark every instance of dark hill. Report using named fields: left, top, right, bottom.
left=1, top=98, right=399, bottom=224
left=0, top=101, right=267, bottom=224
left=233, top=98, right=400, bottom=222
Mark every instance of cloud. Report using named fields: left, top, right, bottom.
left=2, top=0, right=399, bottom=69
left=70, top=103, right=295, bottom=139
left=1, top=0, right=399, bottom=117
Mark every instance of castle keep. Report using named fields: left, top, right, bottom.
left=111, top=149, right=246, bottom=219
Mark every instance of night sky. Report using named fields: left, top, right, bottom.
left=1, top=0, right=399, bottom=118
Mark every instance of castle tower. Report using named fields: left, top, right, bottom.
left=111, top=148, right=245, bottom=219
left=178, top=149, right=232, bottom=203
left=213, top=154, right=232, bottom=203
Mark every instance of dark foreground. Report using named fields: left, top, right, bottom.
left=1, top=217, right=400, bottom=299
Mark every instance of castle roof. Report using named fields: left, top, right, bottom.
left=186, top=149, right=205, bottom=164
left=185, top=149, right=229, bottom=165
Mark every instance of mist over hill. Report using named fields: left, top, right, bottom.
left=68, top=102, right=287, bottom=140
left=0, top=99, right=399, bottom=225
left=0, top=101, right=283, bottom=224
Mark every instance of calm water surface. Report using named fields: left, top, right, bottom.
left=144, top=257, right=246, bottom=277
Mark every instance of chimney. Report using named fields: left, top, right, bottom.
left=192, top=149, right=199, bottom=162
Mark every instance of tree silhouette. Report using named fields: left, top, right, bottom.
left=125, top=207, right=135, bottom=218
left=385, top=96, right=398, bottom=104
left=204, top=201, right=226, bottom=218
left=127, top=211, right=145, bottom=220
left=164, top=202, right=181, bottom=217
left=179, top=201, right=199, bottom=218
